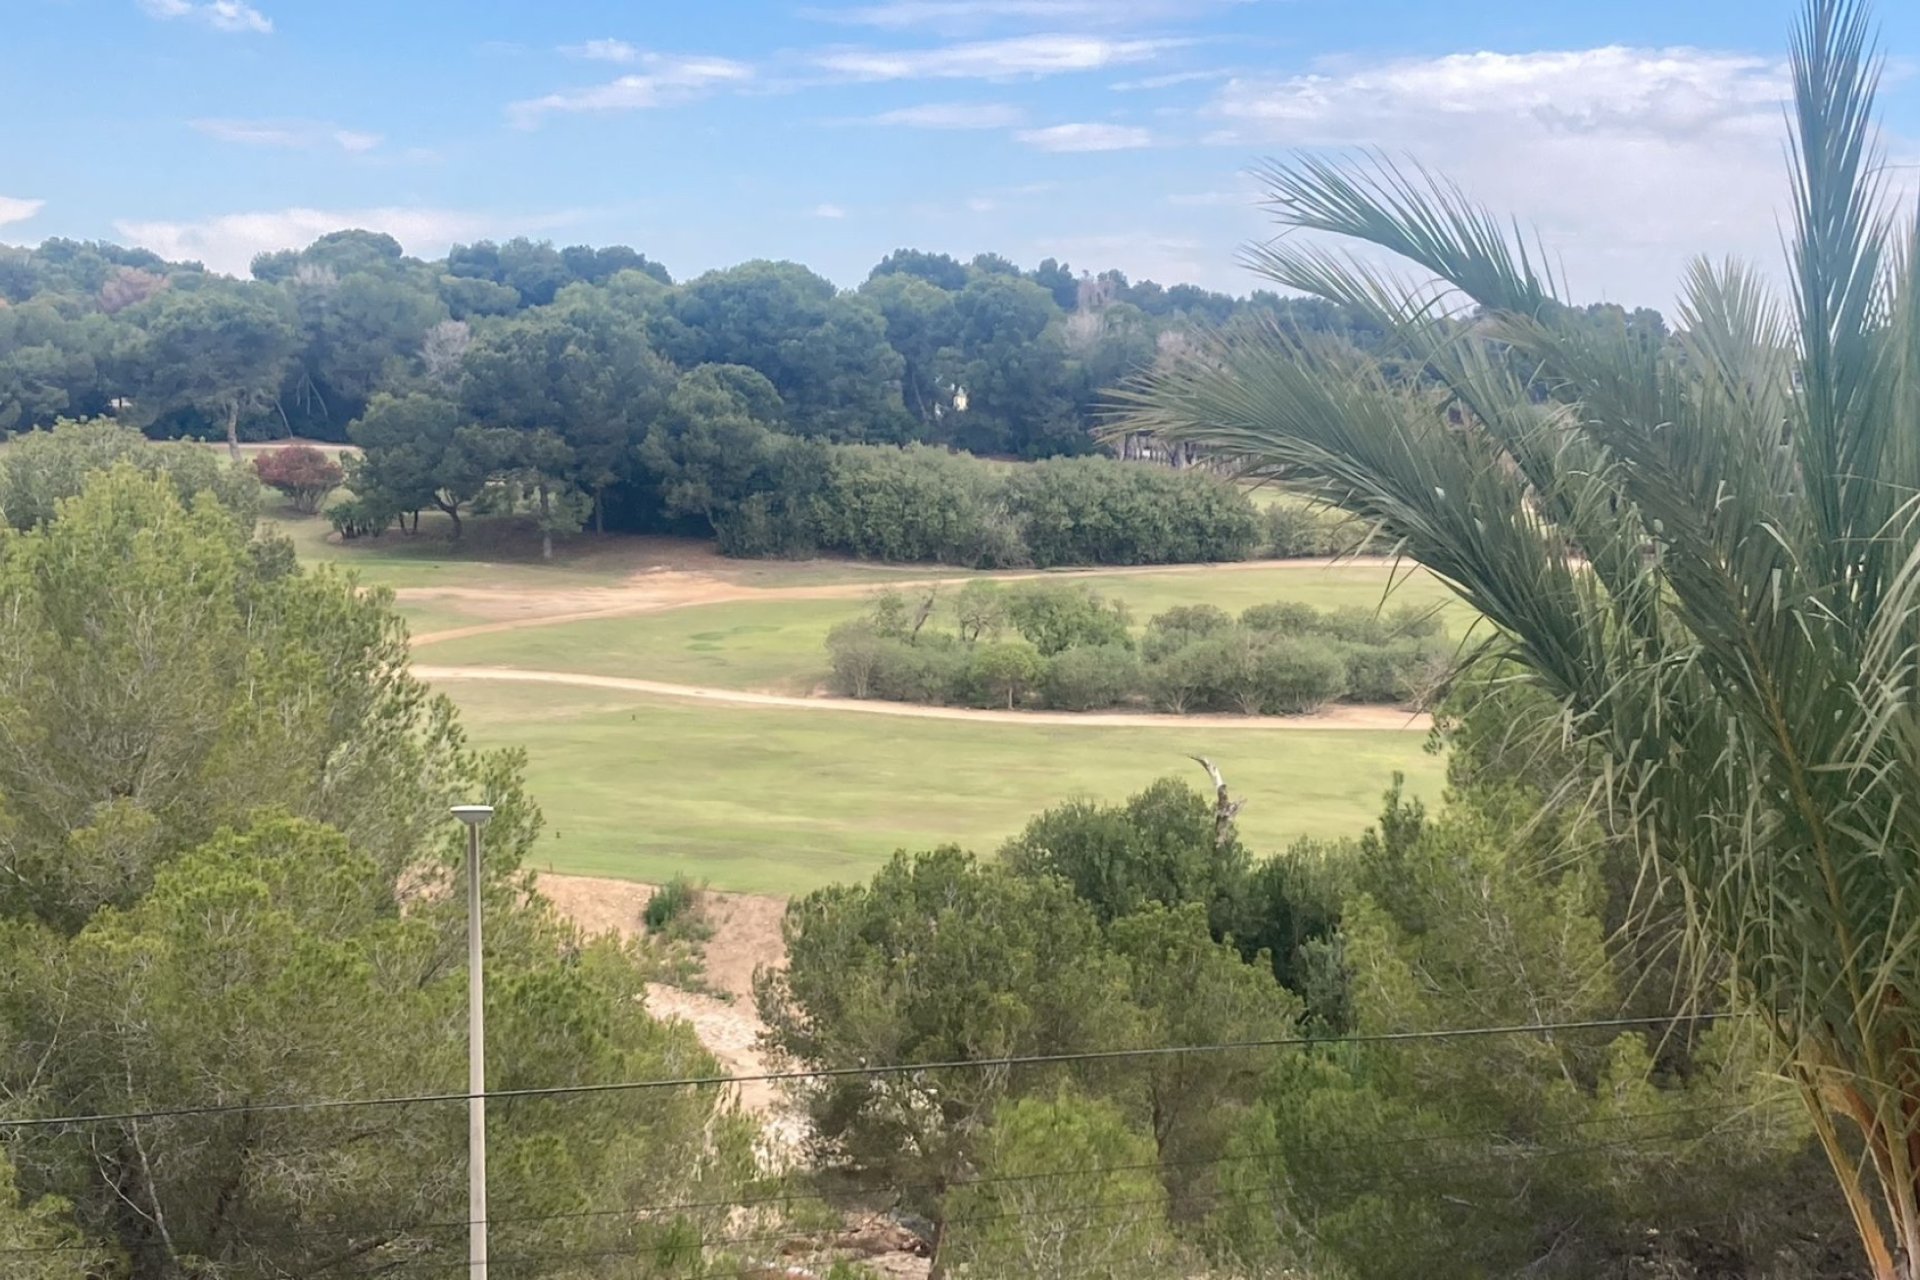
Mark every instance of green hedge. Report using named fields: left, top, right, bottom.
left=713, top=444, right=1260, bottom=568
left=824, top=588, right=1450, bottom=716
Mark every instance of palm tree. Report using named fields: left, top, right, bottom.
left=1121, top=1, right=1920, bottom=1274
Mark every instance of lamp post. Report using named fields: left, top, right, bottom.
left=451, top=805, right=494, bottom=1279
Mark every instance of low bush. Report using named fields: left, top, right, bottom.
left=325, top=496, right=392, bottom=540
left=717, top=445, right=1261, bottom=569
left=1239, top=601, right=1319, bottom=635
left=1005, top=584, right=1132, bottom=656
left=644, top=875, right=701, bottom=933
left=1142, top=604, right=1233, bottom=661
left=1263, top=500, right=1371, bottom=558
left=1042, top=643, right=1141, bottom=711
left=962, top=642, right=1046, bottom=710
left=1007, top=458, right=1262, bottom=567
left=826, top=592, right=1447, bottom=715
left=1256, top=636, right=1350, bottom=714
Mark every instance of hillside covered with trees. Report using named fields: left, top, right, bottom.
left=0, top=233, right=1660, bottom=566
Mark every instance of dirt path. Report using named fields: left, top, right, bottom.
left=418, top=664, right=1433, bottom=732
left=405, top=556, right=1403, bottom=647
left=534, top=875, right=803, bottom=1148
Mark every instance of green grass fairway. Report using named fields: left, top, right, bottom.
left=448, top=680, right=1444, bottom=895
left=423, top=563, right=1473, bottom=693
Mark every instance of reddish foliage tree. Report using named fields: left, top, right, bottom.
left=252, top=444, right=345, bottom=514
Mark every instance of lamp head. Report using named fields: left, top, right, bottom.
left=450, top=804, right=495, bottom=828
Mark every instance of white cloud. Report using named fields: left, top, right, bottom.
left=808, top=1, right=1248, bottom=31
left=509, top=54, right=753, bottom=126
left=137, top=0, right=271, bottom=34
left=191, top=118, right=382, bottom=153
left=1015, top=121, right=1153, bottom=151
left=112, top=207, right=579, bottom=275
left=865, top=102, right=1026, bottom=128
left=562, top=38, right=640, bottom=63
left=813, top=202, right=849, bottom=219
left=1207, top=45, right=1822, bottom=305
left=816, top=34, right=1182, bottom=81
left=967, top=196, right=999, bottom=213
left=0, top=197, right=45, bottom=229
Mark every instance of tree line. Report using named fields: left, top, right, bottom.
left=0, top=231, right=1660, bottom=565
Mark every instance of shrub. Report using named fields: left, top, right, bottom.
left=1239, top=600, right=1320, bottom=635
left=870, top=638, right=967, bottom=704
left=809, top=445, right=1021, bottom=567
left=1003, top=457, right=1260, bottom=567
left=253, top=444, right=345, bottom=514
left=644, top=875, right=701, bottom=933
left=1041, top=643, right=1141, bottom=711
left=1005, top=583, right=1132, bottom=656
left=0, top=417, right=262, bottom=532
left=963, top=642, right=1046, bottom=709
left=1256, top=636, right=1350, bottom=714
left=826, top=620, right=887, bottom=697
left=1263, top=499, right=1371, bottom=558
left=1143, top=603, right=1234, bottom=661
left=1145, top=643, right=1217, bottom=714
left=324, top=496, right=391, bottom=540
left=710, top=445, right=1258, bottom=569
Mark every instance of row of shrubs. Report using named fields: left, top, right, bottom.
left=712, top=443, right=1267, bottom=567
left=824, top=583, right=1450, bottom=715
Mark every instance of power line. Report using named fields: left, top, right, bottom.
left=0, top=1100, right=1777, bottom=1260
left=0, top=1012, right=1739, bottom=1133
left=286, top=1122, right=1739, bottom=1277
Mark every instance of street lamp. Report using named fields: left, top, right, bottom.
left=451, top=804, right=494, bottom=1280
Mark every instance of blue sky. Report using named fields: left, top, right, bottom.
left=5, top=0, right=1918, bottom=308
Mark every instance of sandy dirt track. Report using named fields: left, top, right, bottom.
left=418, top=664, right=1433, bottom=732
left=405, top=556, right=1404, bottom=646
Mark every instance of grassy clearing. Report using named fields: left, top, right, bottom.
left=454, top=681, right=1443, bottom=895
left=422, top=563, right=1472, bottom=693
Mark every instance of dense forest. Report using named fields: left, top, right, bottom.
left=0, top=233, right=1663, bottom=565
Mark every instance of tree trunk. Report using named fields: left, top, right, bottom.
left=593, top=485, right=605, bottom=535
left=538, top=483, right=553, bottom=561
left=436, top=499, right=463, bottom=541
left=226, top=403, right=241, bottom=464
left=926, top=1213, right=950, bottom=1280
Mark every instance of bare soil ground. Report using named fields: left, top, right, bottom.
left=538, top=874, right=933, bottom=1278
left=534, top=874, right=801, bottom=1143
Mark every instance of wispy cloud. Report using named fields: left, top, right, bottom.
left=191, top=118, right=382, bottom=153
left=864, top=102, right=1027, bottom=128
left=113, top=207, right=582, bottom=275
left=816, top=34, right=1183, bottom=81
left=509, top=55, right=754, bottom=127
left=562, top=38, right=640, bottom=63
left=807, top=1, right=1251, bottom=32
left=136, top=0, right=271, bottom=34
left=0, top=197, right=46, bottom=229
left=1015, top=121, right=1153, bottom=151
left=1111, top=68, right=1233, bottom=91
left=813, top=202, right=849, bottom=219
left=1208, top=45, right=1810, bottom=305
